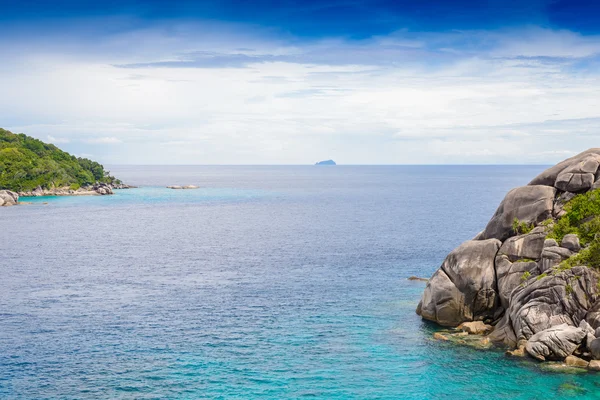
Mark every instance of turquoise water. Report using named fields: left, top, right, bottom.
left=3, top=166, right=600, bottom=399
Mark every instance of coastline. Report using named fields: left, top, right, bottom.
left=17, top=183, right=135, bottom=198
left=0, top=183, right=136, bottom=206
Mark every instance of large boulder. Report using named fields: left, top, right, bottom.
left=417, top=239, right=501, bottom=326
left=0, top=190, right=19, bottom=206
left=561, top=234, right=581, bottom=252
left=497, top=231, right=547, bottom=261
left=478, top=186, right=556, bottom=242
left=554, top=154, right=600, bottom=192
left=529, top=149, right=600, bottom=187
left=525, top=323, right=586, bottom=361
left=490, top=266, right=598, bottom=347
left=539, top=246, right=573, bottom=273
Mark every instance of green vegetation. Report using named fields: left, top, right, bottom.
left=520, top=271, right=531, bottom=282
left=548, top=189, right=600, bottom=270
left=512, top=218, right=534, bottom=235
left=536, top=272, right=548, bottom=281
left=565, top=283, right=574, bottom=296
left=515, top=258, right=536, bottom=263
left=548, top=189, right=600, bottom=245
left=0, top=128, right=120, bottom=192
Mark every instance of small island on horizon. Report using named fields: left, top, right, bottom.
left=315, top=159, right=336, bottom=166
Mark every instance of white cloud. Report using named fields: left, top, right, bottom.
left=85, top=137, right=123, bottom=144
left=1, top=22, right=600, bottom=164
left=47, top=135, right=70, bottom=144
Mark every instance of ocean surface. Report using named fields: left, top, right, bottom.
left=3, top=165, right=600, bottom=399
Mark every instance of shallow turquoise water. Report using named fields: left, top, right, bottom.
left=3, top=166, right=600, bottom=399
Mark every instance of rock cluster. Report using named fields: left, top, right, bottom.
left=16, top=182, right=133, bottom=198
left=0, top=190, right=19, bottom=206
left=417, top=148, right=600, bottom=369
left=167, top=185, right=199, bottom=189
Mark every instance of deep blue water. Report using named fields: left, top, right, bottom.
left=3, top=165, right=600, bottom=399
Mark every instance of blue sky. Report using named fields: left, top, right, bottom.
left=1, top=0, right=600, bottom=164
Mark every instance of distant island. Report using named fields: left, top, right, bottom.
left=0, top=128, right=129, bottom=205
left=315, top=159, right=336, bottom=166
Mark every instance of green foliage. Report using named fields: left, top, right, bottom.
left=561, top=240, right=600, bottom=270
left=512, top=218, right=534, bottom=235
left=548, top=189, right=600, bottom=245
left=515, top=258, right=536, bottom=263
left=565, top=283, right=573, bottom=296
left=0, top=128, right=118, bottom=191
left=520, top=271, right=531, bottom=282
left=547, top=189, right=600, bottom=271
left=536, top=272, right=548, bottom=281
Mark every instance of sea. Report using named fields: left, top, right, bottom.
left=3, top=165, right=600, bottom=399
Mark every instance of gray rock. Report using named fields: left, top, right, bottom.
left=92, top=183, right=114, bottom=195
left=556, top=172, right=596, bottom=193
left=586, top=301, right=600, bottom=330
left=478, top=185, right=556, bottom=242
left=587, top=333, right=596, bottom=352
left=544, top=238, right=558, bottom=248
left=416, top=239, right=501, bottom=326
left=0, top=190, right=19, bottom=206
left=591, top=338, right=600, bottom=359
left=561, top=234, right=581, bottom=252
left=539, top=246, right=573, bottom=272
left=525, top=323, right=586, bottom=361
left=490, top=266, right=598, bottom=347
left=580, top=319, right=595, bottom=335
left=495, top=257, right=538, bottom=309
left=498, top=231, right=547, bottom=261
left=554, top=154, right=600, bottom=192
left=529, top=149, right=600, bottom=187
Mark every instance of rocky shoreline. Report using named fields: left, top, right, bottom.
left=0, top=182, right=135, bottom=206
left=417, top=148, right=600, bottom=371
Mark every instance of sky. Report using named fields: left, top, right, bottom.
left=1, top=0, right=600, bottom=165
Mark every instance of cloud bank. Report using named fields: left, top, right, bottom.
left=1, top=15, right=600, bottom=164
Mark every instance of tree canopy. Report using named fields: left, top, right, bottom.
left=0, top=128, right=119, bottom=191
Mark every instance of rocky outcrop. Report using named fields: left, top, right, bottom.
left=491, top=266, right=598, bottom=347
left=417, top=148, right=600, bottom=366
left=529, top=149, right=600, bottom=187
left=92, top=183, right=113, bottom=195
left=525, top=324, right=586, bottom=361
left=0, top=190, right=19, bottom=206
left=17, top=182, right=131, bottom=197
left=416, top=239, right=501, bottom=326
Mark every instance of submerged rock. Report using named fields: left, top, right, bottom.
left=457, top=321, right=493, bottom=335
left=565, top=355, right=589, bottom=368
left=589, top=360, right=600, bottom=371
